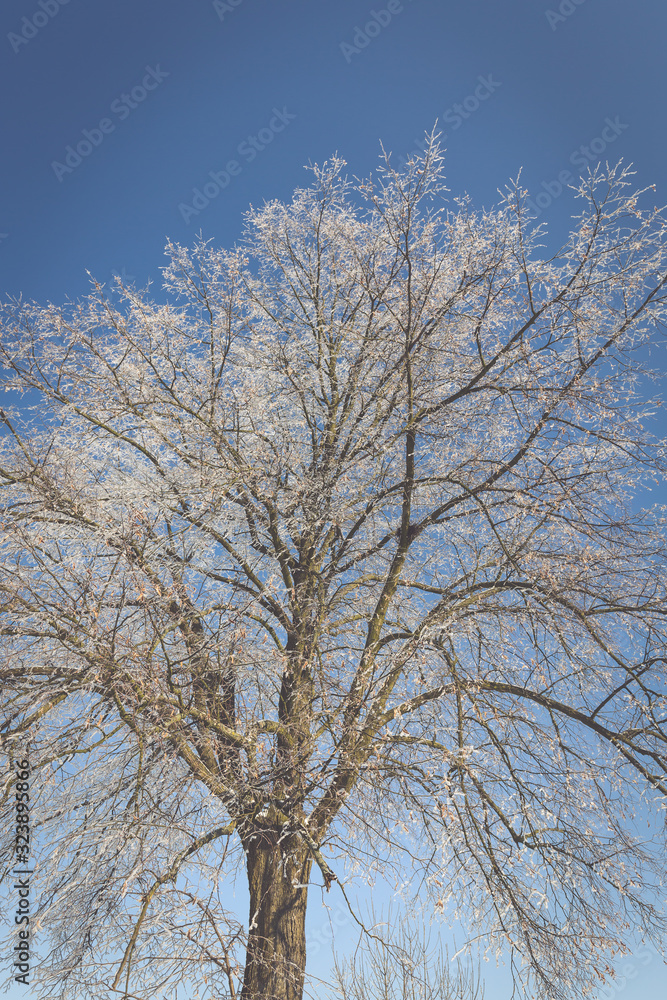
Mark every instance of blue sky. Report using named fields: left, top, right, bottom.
left=1, top=0, right=667, bottom=997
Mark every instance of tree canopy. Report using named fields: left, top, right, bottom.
left=1, top=135, right=667, bottom=1000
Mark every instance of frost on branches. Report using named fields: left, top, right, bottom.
left=1, top=134, right=667, bottom=1000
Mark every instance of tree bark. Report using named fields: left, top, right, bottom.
left=241, top=827, right=313, bottom=1000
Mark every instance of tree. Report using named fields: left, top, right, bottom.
left=330, top=903, right=485, bottom=1000
left=1, top=134, right=667, bottom=1000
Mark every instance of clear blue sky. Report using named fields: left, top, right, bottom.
left=1, top=0, right=666, bottom=997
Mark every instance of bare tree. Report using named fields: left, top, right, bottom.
left=1, top=133, right=667, bottom=1000
left=330, top=903, right=485, bottom=1000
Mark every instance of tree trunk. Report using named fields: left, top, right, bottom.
left=241, top=827, right=313, bottom=1000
